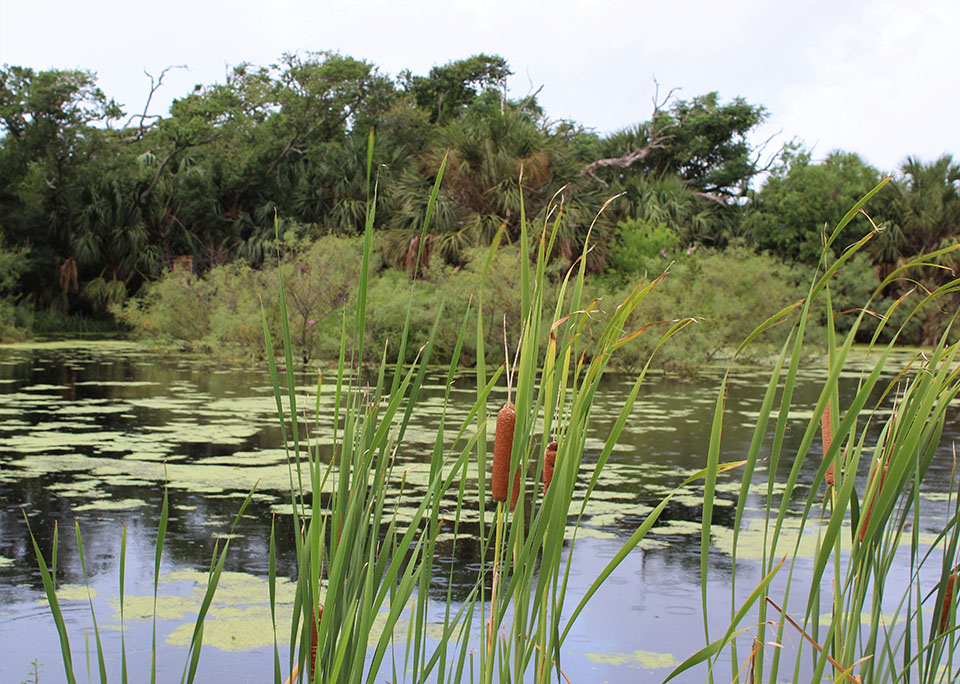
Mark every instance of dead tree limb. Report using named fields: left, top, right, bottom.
left=580, top=80, right=685, bottom=186
left=123, top=65, right=186, bottom=140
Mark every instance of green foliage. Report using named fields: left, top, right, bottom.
left=593, top=245, right=803, bottom=371
left=606, top=218, right=679, bottom=281
left=400, top=54, right=511, bottom=124
left=120, top=235, right=371, bottom=362
left=121, top=239, right=553, bottom=367
left=589, top=91, right=767, bottom=197
left=1, top=54, right=956, bottom=357
left=889, top=154, right=960, bottom=258
left=609, top=173, right=722, bottom=245
left=29, top=309, right=122, bottom=335
left=0, top=299, right=30, bottom=341
left=0, top=236, right=30, bottom=340
left=0, top=234, right=26, bottom=294
left=743, top=149, right=883, bottom=263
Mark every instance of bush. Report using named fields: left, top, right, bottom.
left=0, top=237, right=30, bottom=341
left=120, top=236, right=373, bottom=363
left=590, top=245, right=804, bottom=372
left=121, top=236, right=808, bottom=374
left=605, top=218, right=679, bottom=284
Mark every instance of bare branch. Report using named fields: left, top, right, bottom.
left=517, top=84, right=544, bottom=113
left=751, top=128, right=784, bottom=175
left=693, top=191, right=727, bottom=205
left=123, top=65, right=186, bottom=139
left=651, top=76, right=681, bottom=112
left=580, top=79, right=685, bottom=182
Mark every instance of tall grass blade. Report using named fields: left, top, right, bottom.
left=24, top=516, right=77, bottom=684
left=74, top=522, right=107, bottom=684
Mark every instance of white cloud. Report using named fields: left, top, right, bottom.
left=0, top=0, right=955, bottom=171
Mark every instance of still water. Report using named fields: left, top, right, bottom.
left=0, top=341, right=956, bottom=683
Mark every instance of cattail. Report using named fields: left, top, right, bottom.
left=543, top=441, right=558, bottom=493
left=283, top=602, right=324, bottom=684
left=939, top=573, right=957, bottom=634
left=858, top=461, right=888, bottom=542
left=492, top=402, right=518, bottom=508
left=821, top=401, right=835, bottom=487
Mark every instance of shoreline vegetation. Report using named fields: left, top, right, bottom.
left=1, top=53, right=957, bottom=372
left=24, top=126, right=960, bottom=681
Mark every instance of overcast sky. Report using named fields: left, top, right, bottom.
left=1, top=0, right=957, bottom=174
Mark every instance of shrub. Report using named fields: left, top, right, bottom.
left=120, top=236, right=373, bottom=363
left=605, top=217, right=679, bottom=284
left=591, top=245, right=803, bottom=372
left=0, top=237, right=30, bottom=341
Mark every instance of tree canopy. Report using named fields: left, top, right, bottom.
left=0, top=53, right=955, bottom=349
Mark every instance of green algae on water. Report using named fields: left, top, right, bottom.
left=585, top=649, right=679, bottom=669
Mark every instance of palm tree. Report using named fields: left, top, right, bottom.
left=391, top=105, right=597, bottom=266
left=893, top=155, right=959, bottom=256
left=885, top=155, right=960, bottom=343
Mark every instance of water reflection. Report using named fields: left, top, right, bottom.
left=0, top=342, right=956, bottom=683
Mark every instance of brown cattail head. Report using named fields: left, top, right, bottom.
left=939, top=573, right=957, bottom=634
left=509, top=460, right=522, bottom=511
left=859, top=461, right=889, bottom=543
left=543, top=441, right=558, bottom=493
left=492, top=402, right=517, bottom=506
left=821, top=401, right=835, bottom=487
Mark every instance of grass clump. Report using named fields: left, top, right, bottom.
left=263, top=147, right=712, bottom=683
left=681, top=178, right=960, bottom=684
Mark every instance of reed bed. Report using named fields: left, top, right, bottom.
left=683, top=178, right=960, bottom=684
left=263, top=141, right=707, bottom=684
left=26, top=141, right=960, bottom=684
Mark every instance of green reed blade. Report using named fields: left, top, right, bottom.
left=182, top=540, right=229, bottom=684
left=700, top=376, right=725, bottom=673
left=119, top=523, right=128, bottom=684
left=151, top=488, right=167, bottom=684
left=823, top=177, right=891, bottom=253
left=365, top=125, right=374, bottom=199
left=74, top=522, right=107, bottom=684
left=24, top=514, right=76, bottom=684
left=269, top=517, right=281, bottom=684
left=390, top=151, right=447, bottom=395
left=664, top=558, right=784, bottom=684
left=180, top=485, right=255, bottom=684
left=51, top=520, right=58, bottom=580
left=355, top=169, right=379, bottom=372
left=560, top=460, right=746, bottom=644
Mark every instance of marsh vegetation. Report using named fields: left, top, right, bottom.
left=5, top=170, right=960, bottom=683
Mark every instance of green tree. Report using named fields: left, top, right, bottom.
left=400, top=54, right=511, bottom=125
left=881, top=155, right=960, bottom=344
left=583, top=90, right=767, bottom=198
left=392, top=102, right=594, bottom=265
left=887, top=154, right=959, bottom=259
left=743, top=149, right=882, bottom=263
left=0, top=66, right=124, bottom=307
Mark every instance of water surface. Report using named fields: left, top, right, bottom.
left=1, top=341, right=956, bottom=683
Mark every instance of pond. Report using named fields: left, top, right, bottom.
left=0, top=341, right=957, bottom=683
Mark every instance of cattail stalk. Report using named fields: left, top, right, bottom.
left=543, top=441, right=558, bottom=493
